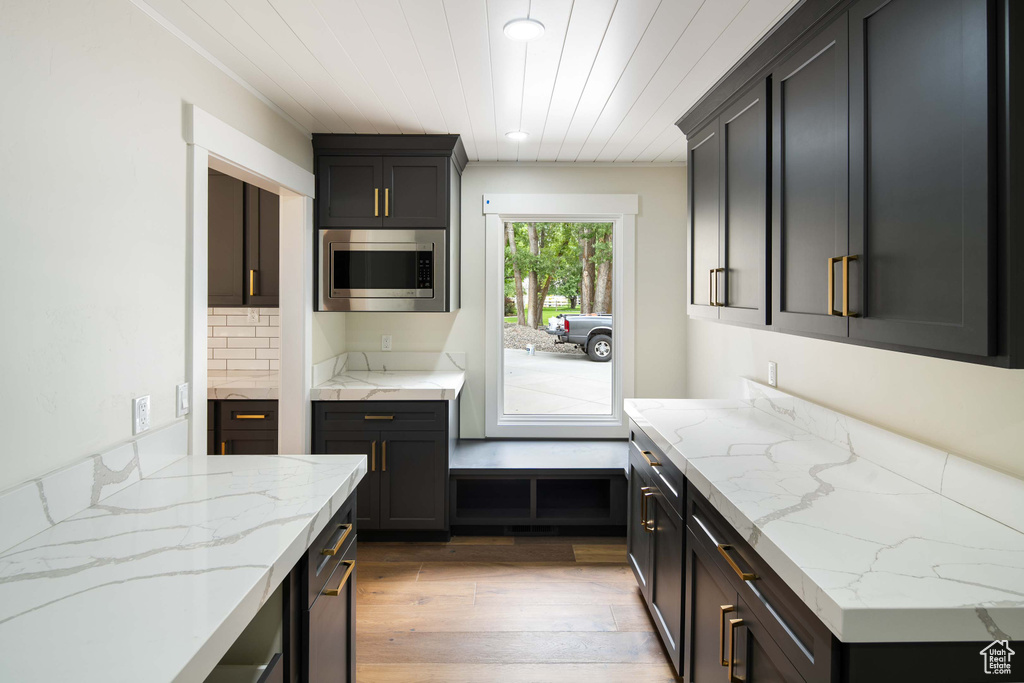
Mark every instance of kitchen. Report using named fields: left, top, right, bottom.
left=1, top=0, right=1022, bottom=682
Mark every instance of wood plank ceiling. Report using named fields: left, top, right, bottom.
left=140, top=0, right=799, bottom=162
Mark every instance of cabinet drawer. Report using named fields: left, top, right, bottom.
left=687, top=485, right=835, bottom=683
left=218, top=400, right=278, bottom=430
left=307, top=496, right=356, bottom=609
left=316, top=401, right=446, bottom=432
left=304, top=540, right=357, bottom=683
left=629, top=424, right=684, bottom=518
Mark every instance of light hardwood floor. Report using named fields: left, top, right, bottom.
left=355, top=536, right=679, bottom=683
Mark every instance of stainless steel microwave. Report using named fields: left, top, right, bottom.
left=319, top=229, right=447, bottom=312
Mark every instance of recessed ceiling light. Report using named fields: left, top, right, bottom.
left=505, top=130, right=530, bottom=142
left=503, top=18, right=544, bottom=42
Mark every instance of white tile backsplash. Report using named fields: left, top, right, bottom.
left=207, top=308, right=279, bottom=370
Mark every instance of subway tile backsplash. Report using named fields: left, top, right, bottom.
left=207, top=308, right=280, bottom=371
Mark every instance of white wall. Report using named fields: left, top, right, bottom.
left=343, top=164, right=688, bottom=437
left=0, top=0, right=311, bottom=491
left=687, top=314, right=1024, bottom=479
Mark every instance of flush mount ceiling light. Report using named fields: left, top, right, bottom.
left=505, top=130, right=530, bottom=142
left=503, top=18, right=545, bottom=41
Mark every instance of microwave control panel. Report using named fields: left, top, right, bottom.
left=417, top=252, right=433, bottom=290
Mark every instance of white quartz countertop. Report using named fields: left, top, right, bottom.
left=0, top=454, right=366, bottom=682
left=310, top=369, right=465, bottom=401
left=624, top=397, right=1024, bottom=643
left=208, top=370, right=279, bottom=400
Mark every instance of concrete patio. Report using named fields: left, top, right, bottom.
left=503, top=348, right=612, bottom=415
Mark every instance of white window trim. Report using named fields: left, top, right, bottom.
left=483, top=193, right=638, bottom=438
left=185, top=105, right=315, bottom=456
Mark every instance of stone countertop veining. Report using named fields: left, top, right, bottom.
left=624, top=397, right=1024, bottom=644
left=310, top=369, right=466, bottom=401
left=0, top=454, right=366, bottom=682
left=208, top=370, right=279, bottom=400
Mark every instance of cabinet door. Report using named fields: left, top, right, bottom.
left=245, top=186, right=280, bottom=307
left=729, top=596, right=808, bottom=683
left=685, top=528, right=740, bottom=683
left=649, top=491, right=684, bottom=675
left=304, top=542, right=356, bottom=683
left=382, top=157, right=448, bottom=228
left=848, top=0, right=992, bottom=355
left=688, top=120, right=722, bottom=319
left=318, top=156, right=383, bottom=228
left=217, top=430, right=278, bottom=455
left=720, top=79, right=770, bottom=326
left=315, top=431, right=381, bottom=531
left=626, top=453, right=654, bottom=603
left=772, top=15, right=850, bottom=338
left=379, top=430, right=446, bottom=530
left=208, top=171, right=245, bottom=306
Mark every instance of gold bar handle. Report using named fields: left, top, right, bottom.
left=709, top=268, right=715, bottom=306
left=374, top=188, right=379, bottom=217
left=828, top=256, right=842, bottom=315
left=843, top=255, right=858, bottom=318
left=717, top=544, right=758, bottom=581
left=323, top=560, right=355, bottom=597
left=235, top=414, right=266, bottom=420
left=385, top=187, right=389, bottom=217
left=382, top=440, right=387, bottom=472
left=720, top=604, right=736, bottom=666
left=643, top=490, right=656, bottom=532
left=639, top=486, right=653, bottom=531
left=713, top=267, right=726, bottom=306
left=729, top=618, right=746, bottom=682
left=364, top=415, right=394, bottom=421
left=321, top=524, right=353, bottom=556
left=220, top=441, right=226, bottom=455
left=249, top=269, right=256, bottom=297
left=640, top=450, right=662, bottom=467
left=371, top=440, right=376, bottom=472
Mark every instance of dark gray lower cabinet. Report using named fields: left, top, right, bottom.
left=626, top=454, right=653, bottom=602
left=208, top=400, right=278, bottom=455
left=379, top=431, right=447, bottom=529
left=303, top=540, right=356, bottom=683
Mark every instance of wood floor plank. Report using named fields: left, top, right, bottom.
left=356, top=581, right=476, bottom=606
left=416, top=562, right=635, bottom=583
left=357, top=631, right=667, bottom=664
left=475, top=580, right=644, bottom=606
left=357, top=604, right=617, bottom=633
left=515, top=536, right=627, bottom=545
left=447, top=536, right=514, bottom=545
left=611, top=603, right=656, bottom=632
left=356, top=662, right=679, bottom=683
left=358, top=543, right=575, bottom=563
left=358, top=562, right=421, bottom=582
left=572, top=544, right=628, bottom=563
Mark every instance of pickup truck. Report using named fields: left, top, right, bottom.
left=546, top=313, right=613, bottom=362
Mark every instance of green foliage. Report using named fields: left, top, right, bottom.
left=504, top=221, right=612, bottom=302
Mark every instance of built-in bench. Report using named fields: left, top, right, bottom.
left=450, top=439, right=628, bottom=535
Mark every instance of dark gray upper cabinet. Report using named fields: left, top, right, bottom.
left=847, top=0, right=993, bottom=355
left=772, top=14, right=850, bottom=339
left=687, top=80, right=770, bottom=325
left=208, top=171, right=244, bottom=306
left=246, top=186, right=280, bottom=307
left=318, top=156, right=383, bottom=228
left=383, top=157, right=448, bottom=228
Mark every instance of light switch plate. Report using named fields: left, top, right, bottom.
left=247, top=307, right=260, bottom=323
left=133, top=395, right=151, bottom=435
left=176, top=383, right=190, bottom=417
left=381, top=334, right=393, bottom=352
left=768, top=361, right=778, bottom=387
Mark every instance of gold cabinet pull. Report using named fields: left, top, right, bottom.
left=728, top=617, right=746, bottom=682
left=639, top=486, right=653, bottom=531
left=828, top=256, right=859, bottom=317
left=371, top=440, right=376, bottom=472
left=220, top=441, right=226, bottom=455
left=321, top=524, right=353, bottom=556
left=235, top=414, right=266, bottom=420
left=842, top=255, right=858, bottom=317
left=713, top=267, right=726, bottom=306
left=374, top=188, right=379, bottom=217
left=719, top=604, right=736, bottom=666
left=249, top=269, right=256, bottom=296
left=364, top=415, right=394, bottom=421
left=642, top=490, right=656, bottom=532
left=385, top=187, right=389, bottom=217
left=718, top=544, right=758, bottom=581
left=323, top=560, right=355, bottom=597
left=640, top=449, right=662, bottom=467
left=382, top=440, right=387, bottom=471
left=828, top=256, right=842, bottom=315
left=709, top=268, right=715, bottom=306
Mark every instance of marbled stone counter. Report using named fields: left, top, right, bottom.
left=208, top=370, right=279, bottom=400
left=0, top=454, right=366, bottom=682
left=310, top=369, right=465, bottom=401
left=625, top=393, right=1024, bottom=644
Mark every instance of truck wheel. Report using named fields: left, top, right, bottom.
left=587, top=335, right=612, bottom=362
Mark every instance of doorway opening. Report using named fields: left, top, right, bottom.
left=502, top=221, right=615, bottom=417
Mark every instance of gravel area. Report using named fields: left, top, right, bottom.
left=503, top=323, right=582, bottom=355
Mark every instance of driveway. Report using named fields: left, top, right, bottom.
left=503, top=348, right=612, bottom=415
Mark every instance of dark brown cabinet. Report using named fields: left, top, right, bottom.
left=626, top=452, right=653, bottom=602
left=208, top=170, right=280, bottom=307
left=303, top=540, right=356, bottom=683
left=383, top=157, right=448, bottom=228
left=317, top=156, right=383, bottom=228
left=208, top=400, right=278, bottom=455
left=312, top=401, right=454, bottom=535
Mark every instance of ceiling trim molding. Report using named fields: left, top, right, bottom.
left=466, top=160, right=686, bottom=169
left=127, top=0, right=313, bottom=140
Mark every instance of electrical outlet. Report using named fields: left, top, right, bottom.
left=768, top=361, right=778, bottom=387
left=247, top=307, right=260, bottom=323
left=381, top=334, right=393, bottom=352
left=176, top=383, right=190, bottom=417
left=133, top=395, right=151, bottom=435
